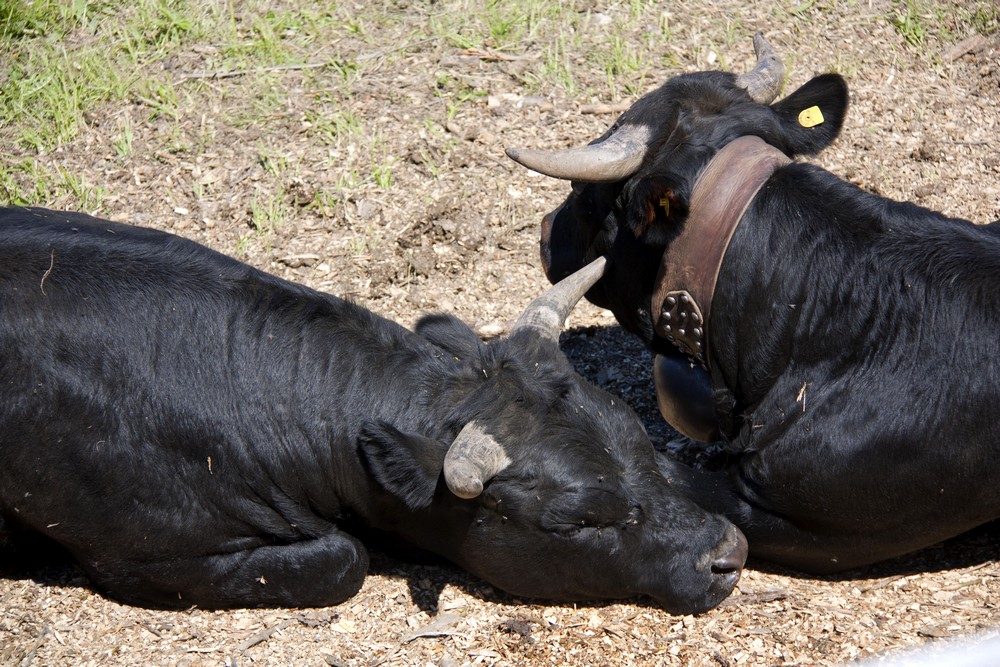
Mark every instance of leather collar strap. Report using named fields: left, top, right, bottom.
left=651, top=135, right=790, bottom=368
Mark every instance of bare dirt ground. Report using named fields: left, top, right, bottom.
left=2, top=1, right=999, bottom=665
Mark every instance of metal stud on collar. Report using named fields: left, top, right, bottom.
left=656, top=289, right=706, bottom=367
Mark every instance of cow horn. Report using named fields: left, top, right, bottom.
left=736, top=33, right=785, bottom=105
left=511, top=256, right=607, bottom=343
left=505, top=123, right=652, bottom=183
left=443, top=421, right=511, bottom=499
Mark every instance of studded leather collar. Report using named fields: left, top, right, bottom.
left=651, top=135, right=791, bottom=368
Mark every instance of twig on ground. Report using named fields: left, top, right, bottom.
left=18, top=624, right=49, bottom=667
left=179, top=38, right=440, bottom=82
left=580, top=102, right=631, bottom=115
left=237, top=618, right=297, bottom=654
left=719, top=589, right=791, bottom=606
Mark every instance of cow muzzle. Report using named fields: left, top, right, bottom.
left=538, top=201, right=563, bottom=279
left=689, top=524, right=747, bottom=613
left=709, top=524, right=748, bottom=582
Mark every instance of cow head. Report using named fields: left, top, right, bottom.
left=358, top=259, right=746, bottom=614
left=507, top=34, right=849, bottom=355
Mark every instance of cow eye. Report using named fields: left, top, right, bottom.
left=541, top=487, right=632, bottom=535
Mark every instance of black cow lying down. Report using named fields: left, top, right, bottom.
left=0, top=206, right=746, bottom=613
left=504, top=35, right=1000, bottom=573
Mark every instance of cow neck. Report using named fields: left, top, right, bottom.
left=651, top=135, right=791, bottom=370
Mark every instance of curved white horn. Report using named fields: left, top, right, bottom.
left=511, top=256, right=607, bottom=343
left=505, top=123, right=652, bottom=183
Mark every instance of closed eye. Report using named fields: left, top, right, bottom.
left=541, top=487, right=634, bottom=535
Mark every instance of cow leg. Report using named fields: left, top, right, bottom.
left=85, top=529, right=369, bottom=609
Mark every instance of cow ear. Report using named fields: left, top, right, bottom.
left=623, top=176, right=687, bottom=246
left=769, top=73, right=848, bottom=155
left=414, top=313, right=485, bottom=359
left=357, top=421, right=446, bottom=510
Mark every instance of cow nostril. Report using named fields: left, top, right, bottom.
left=712, top=555, right=742, bottom=575
left=711, top=526, right=748, bottom=575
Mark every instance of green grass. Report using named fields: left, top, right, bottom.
left=112, top=113, right=135, bottom=157
left=256, top=144, right=291, bottom=178
left=1, top=0, right=93, bottom=39
left=0, top=0, right=351, bottom=153
left=304, top=104, right=363, bottom=146
left=0, top=157, right=51, bottom=205
left=601, top=34, right=646, bottom=97
left=534, top=32, right=578, bottom=95
left=57, top=165, right=107, bottom=211
left=3, top=42, right=135, bottom=148
left=889, top=0, right=998, bottom=53
left=0, top=156, right=107, bottom=209
left=369, top=140, right=395, bottom=190
left=891, top=0, right=927, bottom=46
left=236, top=187, right=288, bottom=256
left=1, top=0, right=994, bottom=216
left=969, top=4, right=1000, bottom=34
left=1, top=1, right=184, bottom=150
left=0, top=0, right=667, bottom=159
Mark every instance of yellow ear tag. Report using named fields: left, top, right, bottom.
left=659, top=196, right=670, bottom=216
left=798, top=106, right=825, bottom=128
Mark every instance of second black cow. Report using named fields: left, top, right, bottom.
left=505, top=35, right=1000, bottom=572
left=0, top=206, right=746, bottom=613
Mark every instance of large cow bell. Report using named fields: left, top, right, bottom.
left=654, top=353, right=720, bottom=443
